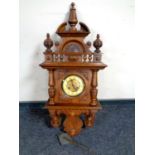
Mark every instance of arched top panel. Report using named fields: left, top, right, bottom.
left=62, top=41, right=84, bottom=53
left=56, top=22, right=67, bottom=33
left=56, top=3, right=90, bottom=37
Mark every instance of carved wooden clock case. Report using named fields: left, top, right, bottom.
left=40, top=3, right=107, bottom=136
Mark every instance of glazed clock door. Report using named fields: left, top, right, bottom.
left=54, top=69, right=92, bottom=105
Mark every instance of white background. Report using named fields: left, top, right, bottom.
left=20, top=0, right=134, bottom=101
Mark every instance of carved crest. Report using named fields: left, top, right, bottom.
left=42, top=3, right=105, bottom=64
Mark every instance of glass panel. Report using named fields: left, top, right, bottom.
left=63, top=42, right=83, bottom=52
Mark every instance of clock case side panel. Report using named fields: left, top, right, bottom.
left=53, top=69, right=92, bottom=105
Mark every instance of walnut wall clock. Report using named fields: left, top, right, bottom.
left=40, top=2, right=107, bottom=136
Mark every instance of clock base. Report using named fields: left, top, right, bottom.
left=45, top=102, right=102, bottom=136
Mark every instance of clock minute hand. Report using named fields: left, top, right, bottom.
left=71, top=79, right=78, bottom=91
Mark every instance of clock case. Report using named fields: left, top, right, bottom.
left=40, top=3, right=107, bottom=136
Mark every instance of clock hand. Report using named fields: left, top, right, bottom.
left=70, top=79, right=78, bottom=91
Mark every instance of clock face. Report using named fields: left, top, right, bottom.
left=62, top=75, right=85, bottom=97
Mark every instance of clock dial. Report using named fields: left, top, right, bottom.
left=62, top=75, right=85, bottom=96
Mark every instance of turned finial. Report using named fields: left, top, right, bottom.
left=68, top=2, right=78, bottom=31
left=93, top=34, right=103, bottom=53
left=71, top=2, right=75, bottom=8
left=44, top=33, right=53, bottom=51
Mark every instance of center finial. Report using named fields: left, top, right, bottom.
left=71, top=2, right=75, bottom=8
left=68, top=2, right=78, bottom=31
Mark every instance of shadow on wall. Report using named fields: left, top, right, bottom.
left=51, top=11, right=70, bottom=43
left=25, top=44, right=48, bottom=101
left=22, top=8, right=87, bottom=101
left=27, top=11, right=72, bottom=101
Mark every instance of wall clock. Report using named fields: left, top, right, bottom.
left=40, top=2, right=107, bottom=136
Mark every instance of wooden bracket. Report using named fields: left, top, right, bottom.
left=47, top=103, right=101, bottom=136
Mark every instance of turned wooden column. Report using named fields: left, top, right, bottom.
left=91, top=69, right=98, bottom=106
left=85, top=110, right=96, bottom=127
left=49, top=110, right=60, bottom=127
left=48, top=70, right=55, bottom=105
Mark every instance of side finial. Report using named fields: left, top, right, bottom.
left=68, top=2, right=78, bottom=31
left=93, top=34, right=103, bottom=62
left=44, top=33, right=53, bottom=51
left=93, top=34, right=103, bottom=53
